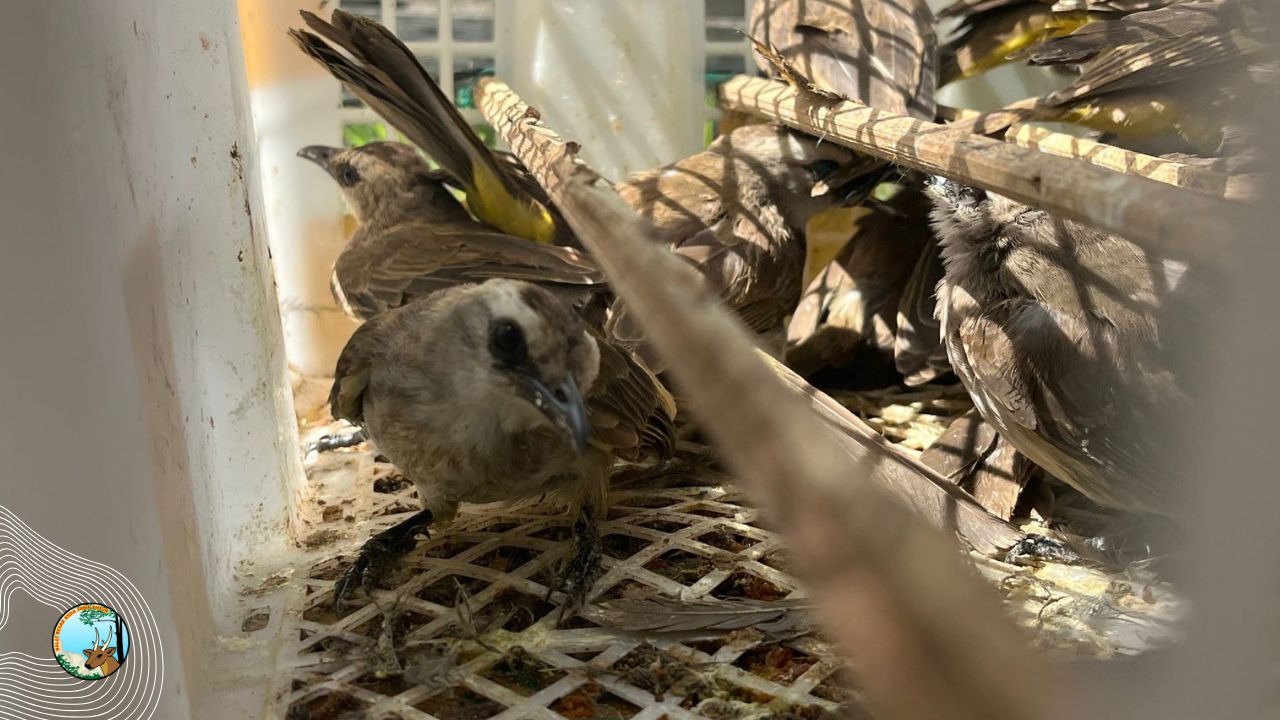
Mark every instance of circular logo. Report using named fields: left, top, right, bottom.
left=51, top=603, right=130, bottom=680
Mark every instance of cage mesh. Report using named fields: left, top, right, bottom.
left=271, top=378, right=1182, bottom=720
left=279, top=444, right=869, bottom=720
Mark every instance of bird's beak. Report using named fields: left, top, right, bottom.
left=523, top=375, right=591, bottom=454
left=297, top=145, right=339, bottom=173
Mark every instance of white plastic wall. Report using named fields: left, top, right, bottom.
left=0, top=0, right=300, bottom=717
left=241, top=0, right=360, bottom=379
left=502, top=0, right=707, bottom=178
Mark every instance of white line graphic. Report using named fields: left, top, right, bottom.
left=0, top=505, right=163, bottom=719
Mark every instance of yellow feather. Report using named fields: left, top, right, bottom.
left=1059, top=96, right=1223, bottom=154
left=956, top=12, right=1094, bottom=80
left=467, top=164, right=557, bottom=244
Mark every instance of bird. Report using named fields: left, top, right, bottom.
left=925, top=177, right=1210, bottom=515
left=1013, top=0, right=1270, bottom=164
left=296, top=140, right=607, bottom=320
left=749, top=0, right=938, bottom=119
left=746, top=0, right=949, bottom=381
left=329, top=279, right=676, bottom=606
left=292, top=9, right=883, bottom=360
left=609, top=124, right=884, bottom=362
left=291, top=11, right=569, bottom=246
left=894, top=231, right=953, bottom=387
left=783, top=178, right=951, bottom=387
left=936, top=0, right=1173, bottom=84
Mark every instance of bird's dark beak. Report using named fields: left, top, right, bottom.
left=524, top=375, right=591, bottom=454
left=297, top=145, right=339, bottom=172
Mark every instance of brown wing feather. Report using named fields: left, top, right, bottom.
left=588, top=335, right=677, bottom=461
left=333, top=223, right=607, bottom=319
left=329, top=311, right=401, bottom=423
left=941, top=248, right=1197, bottom=513
left=1042, top=1, right=1258, bottom=104
left=962, top=305, right=1189, bottom=511
left=750, top=0, right=938, bottom=118
left=1025, top=0, right=1227, bottom=65
left=896, top=240, right=952, bottom=387
left=293, top=11, right=558, bottom=244
left=939, top=0, right=1166, bottom=21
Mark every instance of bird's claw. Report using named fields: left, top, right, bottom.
left=547, top=511, right=603, bottom=623
left=333, top=536, right=396, bottom=609
left=333, top=510, right=433, bottom=610
left=308, top=427, right=369, bottom=455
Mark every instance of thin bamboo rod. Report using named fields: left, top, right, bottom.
left=942, top=105, right=1258, bottom=200
left=718, top=74, right=1242, bottom=264
left=475, top=74, right=1045, bottom=720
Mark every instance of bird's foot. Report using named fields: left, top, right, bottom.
left=547, top=508, right=603, bottom=623
left=308, top=427, right=368, bottom=454
left=1004, top=533, right=1082, bottom=566
left=334, top=509, right=433, bottom=609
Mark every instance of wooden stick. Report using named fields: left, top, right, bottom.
left=476, top=75, right=1046, bottom=720
left=718, top=74, right=1242, bottom=264
left=941, top=105, right=1258, bottom=200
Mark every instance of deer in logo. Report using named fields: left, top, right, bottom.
left=83, top=626, right=121, bottom=677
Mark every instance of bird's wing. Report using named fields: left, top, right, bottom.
left=604, top=206, right=804, bottom=361
left=329, top=311, right=401, bottom=424
left=939, top=0, right=1166, bottom=21
left=618, top=144, right=862, bottom=339
left=954, top=294, right=1189, bottom=511
left=1055, top=0, right=1174, bottom=10
left=940, top=2, right=1085, bottom=82
left=750, top=0, right=938, bottom=118
left=895, top=237, right=952, bottom=386
left=333, top=223, right=608, bottom=319
left=953, top=303, right=1040, bottom=431
left=682, top=209, right=808, bottom=335
left=587, top=336, right=678, bottom=461
left=1024, top=0, right=1227, bottom=65
left=1044, top=1, right=1256, bottom=104
left=292, top=11, right=557, bottom=244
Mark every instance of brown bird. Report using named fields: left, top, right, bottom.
left=1014, top=0, right=1270, bottom=163
left=784, top=178, right=951, bottom=387
left=936, top=0, right=1173, bottom=84
left=296, top=141, right=607, bottom=319
left=926, top=177, right=1209, bottom=515
left=290, top=11, right=564, bottom=246
left=610, top=124, right=882, bottom=361
left=750, top=0, right=938, bottom=118
left=292, top=10, right=880, bottom=360
left=330, top=279, right=676, bottom=605
left=894, top=232, right=953, bottom=387
left=746, top=1, right=947, bottom=383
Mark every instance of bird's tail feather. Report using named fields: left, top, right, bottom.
left=293, top=10, right=557, bottom=244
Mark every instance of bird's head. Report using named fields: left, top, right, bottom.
left=297, top=141, right=465, bottom=225
left=925, top=175, right=1048, bottom=253
left=925, top=175, right=989, bottom=233
left=441, top=280, right=600, bottom=454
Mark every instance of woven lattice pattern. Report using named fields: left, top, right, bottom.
left=274, top=382, right=1182, bottom=719
left=281, top=452, right=857, bottom=720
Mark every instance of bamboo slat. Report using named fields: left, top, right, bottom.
left=718, top=74, right=1243, bottom=264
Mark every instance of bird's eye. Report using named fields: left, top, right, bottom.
left=490, top=320, right=527, bottom=367
left=337, top=163, right=361, bottom=188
